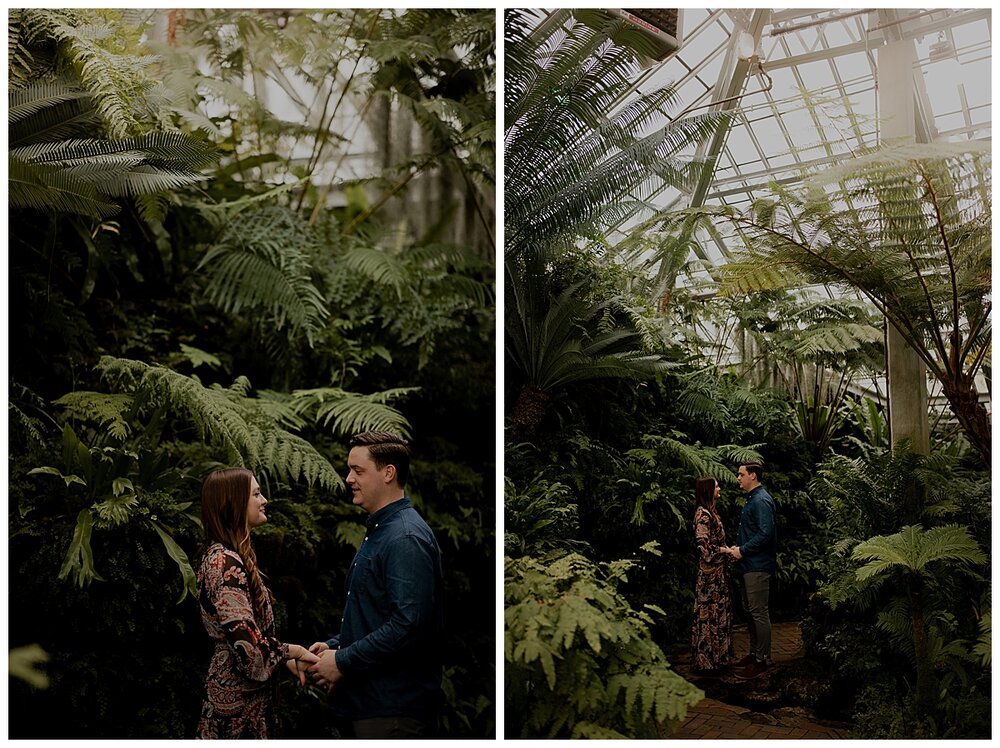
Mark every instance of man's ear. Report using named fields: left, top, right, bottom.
left=383, top=464, right=397, bottom=484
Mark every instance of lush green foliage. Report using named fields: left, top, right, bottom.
left=505, top=552, right=703, bottom=738
left=803, top=444, right=990, bottom=737
left=10, top=8, right=494, bottom=739
left=669, top=142, right=992, bottom=461
left=503, top=8, right=728, bottom=438
left=502, top=10, right=989, bottom=741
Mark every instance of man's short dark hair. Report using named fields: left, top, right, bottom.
left=350, top=431, right=411, bottom=487
left=740, top=461, right=763, bottom=481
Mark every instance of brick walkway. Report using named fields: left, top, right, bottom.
left=667, top=622, right=852, bottom=739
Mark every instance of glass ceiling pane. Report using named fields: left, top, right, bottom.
left=527, top=8, right=990, bottom=269
left=590, top=7, right=993, bottom=258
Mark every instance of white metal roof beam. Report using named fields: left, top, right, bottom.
left=688, top=8, right=771, bottom=210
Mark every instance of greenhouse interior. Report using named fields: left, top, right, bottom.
left=504, top=7, right=991, bottom=740
left=9, top=8, right=494, bottom=740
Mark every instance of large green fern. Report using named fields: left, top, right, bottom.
left=95, top=356, right=342, bottom=490
left=505, top=9, right=726, bottom=263
left=197, top=206, right=329, bottom=347
left=505, top=551, right=703, bottom=738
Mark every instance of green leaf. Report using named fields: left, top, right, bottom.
left=178, top=343, right=222, bottom=370
left=59, top=509, right=104, bottom=586
left=150, top=520, right=197, bottom=604
left=28, top=466, right=86, bottom=487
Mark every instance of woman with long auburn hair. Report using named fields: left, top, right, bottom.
left=690, top=475, right=734, bottom=673
left=195, top=467, right=318, bottom=739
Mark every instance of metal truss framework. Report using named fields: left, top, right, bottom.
left=589, top=7, right=992, bottom=262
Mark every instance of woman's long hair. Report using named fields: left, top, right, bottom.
left=201, top=467, right=268, bottom=620
left=695, top=475, right=718, bottom=519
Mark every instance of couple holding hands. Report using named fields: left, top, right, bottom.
left=691, top=462, right=778, bottom=680
left=196, top=432, right=443, bottom=739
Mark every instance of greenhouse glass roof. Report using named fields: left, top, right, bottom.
left=517, top=8, right=992, bottom=420
left=577, top=8, right=993, bottom=261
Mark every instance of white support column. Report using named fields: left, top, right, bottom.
left=878, top=13, right=931, bottom=456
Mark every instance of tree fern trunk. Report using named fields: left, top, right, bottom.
left=908, top=573, right=936, bottom=715
left=942, top=375, right=991, bottom=464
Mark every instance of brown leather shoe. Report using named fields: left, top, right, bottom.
left=733, top=654, right=756, bottom=668
left=735, top=659, right=768, bottom=679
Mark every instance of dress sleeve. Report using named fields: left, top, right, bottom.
left=205, top=549, right=289, bottom=682
left=694, top=509, right=721, bottom=564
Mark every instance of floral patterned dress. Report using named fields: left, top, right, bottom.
left=196, top=543, right=289, bottom=739
left=691, top=507, right=734, bottom=671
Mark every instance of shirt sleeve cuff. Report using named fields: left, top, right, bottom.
left=335, top=647, right=351, bottom=673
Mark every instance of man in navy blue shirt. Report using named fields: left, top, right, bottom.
left=724, top=461, right=777, bottom=679
left=308, top=431, right=444, bottom=738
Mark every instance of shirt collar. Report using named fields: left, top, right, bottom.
left=365, top=496, right=409, bottom=530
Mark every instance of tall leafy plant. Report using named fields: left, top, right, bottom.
left=669, top=143, right=991, bottom=462
left=503, top=9, right=725, bottom=436
left=850, top=525, right=986, bottom=714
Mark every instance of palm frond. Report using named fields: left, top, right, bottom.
left=9, top=155, right=119, bottom=217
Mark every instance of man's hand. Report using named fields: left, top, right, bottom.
left=728, top=545, right=742, bottom=561
left=308, top=641, right=330, bottom=655
left=307, top=648, right=343, bottom=692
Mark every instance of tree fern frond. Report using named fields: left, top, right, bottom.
left=95, top=356, right=342, bottom=490
left=686, top=143, right=992, bottom=460
left=341, top=246, right=409, bottom=299
left=853, top=524, right=986, bottom=579
left=198, top=206, right=328, bottom=344
left=875, top=595, right=916, bottom=661
left=52, top=391, right=133, bottom=439
left=290, top=387, right=417, bottom=439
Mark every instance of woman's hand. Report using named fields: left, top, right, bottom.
left=286, top=644, right=321, bottom=686
left=285, top=657, right=309, bottom=686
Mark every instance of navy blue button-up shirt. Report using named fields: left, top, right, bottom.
left=734, top=485, right=778, bottom=574
left=326, top=497, right=444, bottom=720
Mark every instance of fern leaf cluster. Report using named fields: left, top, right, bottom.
left=95, top=356, right=342, bottom=490
left=504, top=475, right=585, bottom=559
left=505, top=9, right=725, bottom=262
left=670, top=142, right=991, bottom=460
left=505, top=552, right=703, bottom=738
left=288, top=386, right=416, bottom=440
left=198, top=206, right=329, bottom=346
left=53, top=391, right=133, bottom=439
left=630, top=433, right=764, bottom=487
left=852, top=524, right=986, bottom=580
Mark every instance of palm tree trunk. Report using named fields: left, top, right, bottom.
left=511, top=384, right=549, bottom=441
